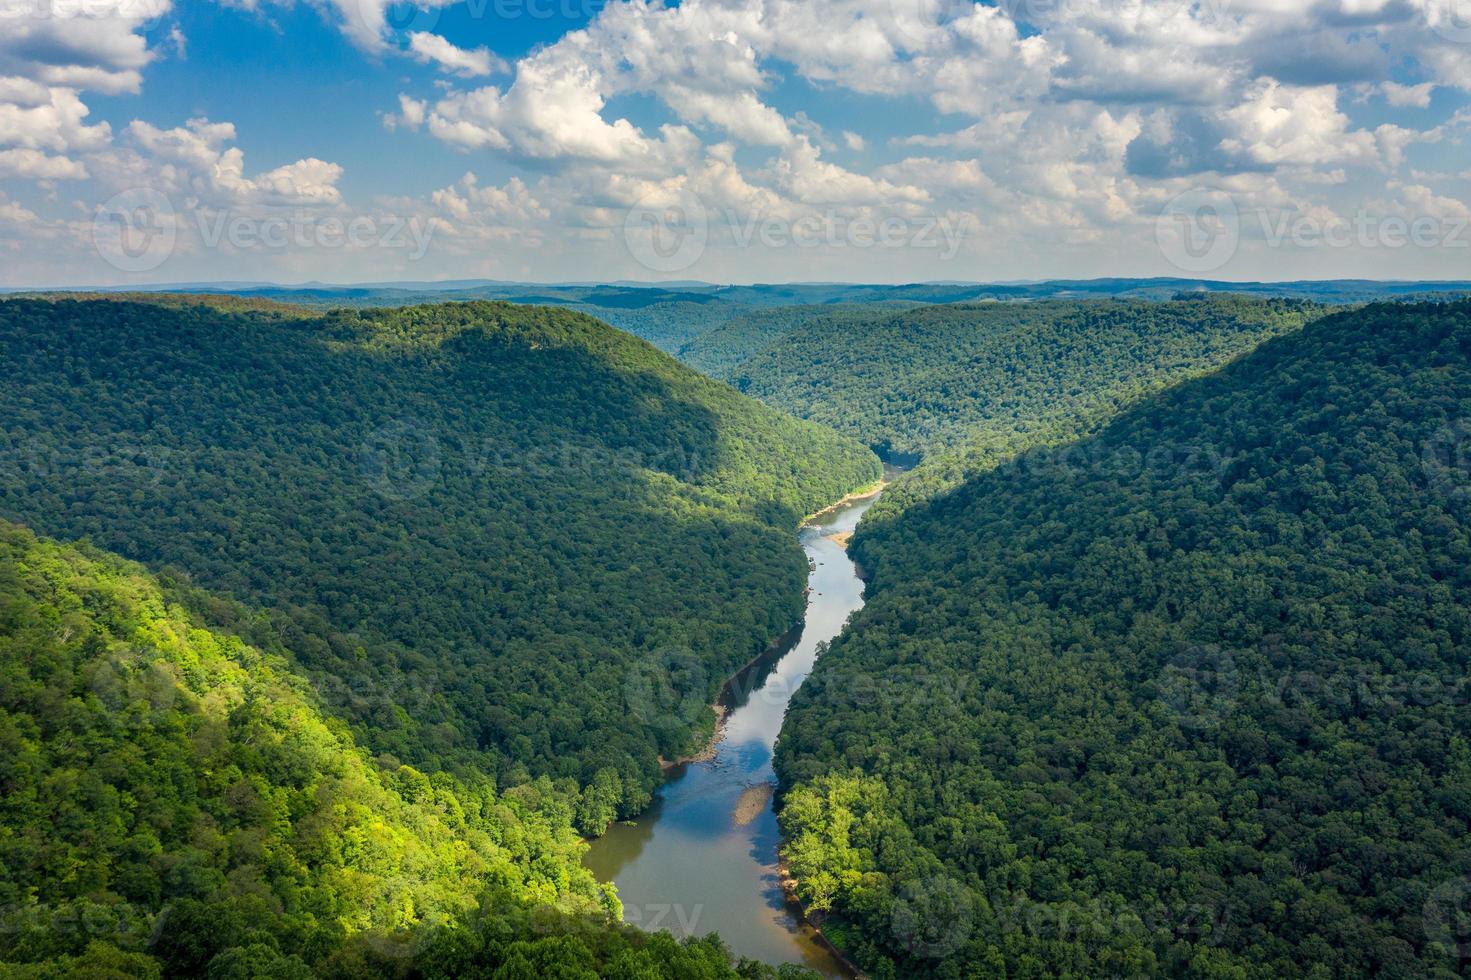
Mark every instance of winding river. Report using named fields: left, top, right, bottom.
left=583, top=490, right=882, bottom=977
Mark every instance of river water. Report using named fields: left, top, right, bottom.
left=582, top=491, right=881, bottom=977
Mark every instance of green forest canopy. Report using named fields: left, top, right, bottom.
left=0, top=519, right=823, bottom=979
left=721, top=297, right=1322, bottom=507
left=0, top=297, right=879, bottom=835
left=775, top=300, right=1471, bottom=978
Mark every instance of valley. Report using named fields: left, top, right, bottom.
left=584, top=491, right=883, bottom=978
left=5, top=5, right=1469, bottom=976
left=2, top=291, right=1469, bottom=978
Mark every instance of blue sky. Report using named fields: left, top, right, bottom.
left=1, top=0, right=1469, bottom=285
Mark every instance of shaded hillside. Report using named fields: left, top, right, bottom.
left=0, top=297, right=879, bottom=831
left=776, top=300, right=1471, bottom=978
left=732, top=297, right=1317, bottom=476
left=0, top=521, right=823, bottom=978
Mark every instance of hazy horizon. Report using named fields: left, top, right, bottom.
left=1, top=0, right=1469, bottom=287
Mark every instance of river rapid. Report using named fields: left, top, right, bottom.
left=582, top=490, right=882, bottom=977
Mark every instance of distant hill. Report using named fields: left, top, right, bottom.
left=22, top=280, right=1468, bottom=363
left=728, top=296, right=1319, bottom=473
left=677, top=304, right=923, bottom=378
left=776, top=300, right=1471, bottom=978
left=0, top=297, right=879, bottom=834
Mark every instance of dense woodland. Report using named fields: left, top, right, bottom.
left=676, top=305, right=920, bottom=379
left=725, top=297, right=1319, bottom=471
left=0, top=297, right=879, bottom=837
left=0, top=520, right=823, bottom=978
left=775, top=301, right=1471, bottom=977
left=7, top=289, right=1471, bottom=978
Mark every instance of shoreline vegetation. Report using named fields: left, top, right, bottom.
left=600, top=480, right=883, bottom=978
left=656, top=482, right=882, bottom=977
left=800, top=477, right=887, bottom=526
left=655, top=620, right=804, bottom=773
left=657, top=472, right=886, bottom=776
left=779, top=859, right=867, bottom=980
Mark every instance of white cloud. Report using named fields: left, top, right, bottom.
left=127, top=118, right=344, bottom=205
left=1382, top=182, right=1471, bottom=223
left=3, top=0, right=1470, bottom=283
left=408, top=32, right=506, bottom=78
left=0, top=0, right=169, bottom=191
left=1219, top=82, right=1379, bottom=168
left=0, top=147, right=89, bottom=180
left=0, top=0, right=166, bottom=94
left=383, top=94, right=428, bottom=131
left=424, top=58, right=700, bottom=171
left=0, top=85, right=112, bottom=154
left=766, top=137, right=930, bottom=208
left=1382, top=80, right=1436, bottom=107
left=321, top=0, right=455, bottom=51
left=420, top=172, right=550, bottom=248
left=343, top=0, right=1470, bottom=280
left=0, top=191, right=39, bottom=225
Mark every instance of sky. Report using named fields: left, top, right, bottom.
left=1, top=0, right=1469, bottom=286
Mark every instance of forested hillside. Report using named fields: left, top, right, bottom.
left=775, top=300, right=1471, bottom=977
left=677, top=305, right=920, bottom=379
left=0, top=297, right=879, bottom=834
left=0, top=520, right=823, bottom=977
left=731, top=297, right=1319, bottom=473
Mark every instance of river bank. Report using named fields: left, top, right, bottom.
left=584, top=490, right=882, bottom=977
left=778, top=860, right=868, bottom=980
left=800, top=479, right=885, bottom=526
left=657, top=622, right=803, bottom=772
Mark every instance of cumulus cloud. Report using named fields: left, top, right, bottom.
left=766, top=137, right=929, bottom=208
left=0, top=84, right=112, bottom=155
left=5, top=0, right=1471, bottom=282
left=1216, top=81, right=1379, bottom=169
left=407, top=32, right=506, bottom=78
left=0, top=191, right=39, bottom=225
left=0, top=0, right=166, bottom=187
left=1382, top=80, right=1436, bottom=107
left=0, top=0, right=166, bottom=94
left=423, top=57, right=701, bottom=171
left=0, top=147, right=90, bottom=180
left=383, top=94, right=428, bottom=131
left=347, top=0, right=1467, bottom=279
left=127, top=118, right=345, bottom=204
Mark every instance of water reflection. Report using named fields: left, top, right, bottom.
left=583, top=490, right=881, bottom=977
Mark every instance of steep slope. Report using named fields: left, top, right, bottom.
left=0, top=297, right=879, bottom=832
left=0, top=519, right=589, bottom=972
left=0, top=521, right=825, bottom=978
left=775, top=301, right=1471, bottom=977
left=729, top=296, right=1319, bottom=475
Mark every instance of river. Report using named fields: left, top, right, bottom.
left=582, top=489, right=882, bottom=977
